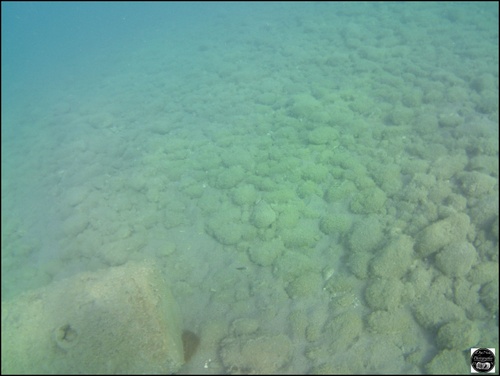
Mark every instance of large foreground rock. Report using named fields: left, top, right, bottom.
left=2, top=260, right=184, bottom=374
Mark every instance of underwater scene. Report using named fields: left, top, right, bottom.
left=1, top=2, right=498, bottom=374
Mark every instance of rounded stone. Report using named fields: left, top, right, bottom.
left=251, top=201, right=276, bottom=229
left=435, top=241, right=476, bottom=277
left=365, top=278, right=404, bottom=311
left=436, top=320, right=480, bottom=350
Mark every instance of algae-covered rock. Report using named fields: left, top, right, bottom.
left=372, top=164, right=403, bottom=196
left=319, top=213, right=353, bottom=236
left=297, top=180, right=322, bottom=198
left=457, top=171, right=497, bottom=198
left=406, top=264, right=433, bottom=300
left=430, top=155, right=468, bottom=180
left=281, top=222, right=321, bottom=249
left=251, top=201, right=276, bottom=229
left=205, top=215, right=244, bottom=245
left=452, top=278, right=484, bottom=319
left=285, top=272, right=323, bottom=299
left=347, top=250, right=373, bottom=280
left=415, top=213, right=470, bottom=257
left=308, top=126, right=339, bottom=145
left=365, top=278, right=404, bottom=311
left=219, top=334, right=292, bottom=374
left=348, top=216, right=384, bottom=254
left=231, top=184, right=258, bottom=206
left=247, top=238, right=284, bottom=267
left=324, top=180, right=356, bottom=203
left=436, top=320, right=480, bottom=350
left=327, top=312, right=363, bottom=352
left=230, top=318, right=259, bottom=336
left=273, top=250, right=319, bottom=282
left=438, top=113, right=463, bottom=128
left=426, top=349, right=468, bottom=374
left=468, top=262, right=498, bottom=285
left=255, top=92, right=277, bottom=106
left=198, top=190, right=223, bottom=214
left=350, top=187, right=387, bottom=214
left=266, top=188, right=297, bottom=204
left=367, top=309, right=415, bottom=335
left=289, top=93, right=321, bottom=120
left=370, top=235, right=414, bottom=279
left=347, top=217, right=385, bottom=279
left=182, top=183, right=204, bottom=199
left=276, top=205, right=301, bottom=229
left=305, top=306, right=329, bottom=342
left=323, top=272, right=358, bottom=297
left=288, top=309, right=308, bottom=339
left=302, top=163, right=329, bottom=183
left=386, top=106, right=414, bottom=126
left=413, top=295, right=466, bottom=329
left=1, top=261, right=184, bottom=374
left=480, top=281, right=499, bottom=313
left=214, top=166, right=245, bottom=189
left=435, top=241, right=477, bottom=277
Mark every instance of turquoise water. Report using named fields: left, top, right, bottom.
left=1, top=2, right=498, bottom=374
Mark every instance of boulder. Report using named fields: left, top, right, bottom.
left=1, top=261, right=184, bottom=374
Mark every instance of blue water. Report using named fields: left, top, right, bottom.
left=2, top=2, right=498, bottom=374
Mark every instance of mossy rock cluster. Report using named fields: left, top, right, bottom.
left=247, top=238, right=284, bottom=267
left=386, top=106, right=414, bottom=126
left=479, top=281, right=498, bottom=313
left=276, top=205, right=301, bottom=229
left=214, top=166, right=245, bottom=189
left=415, top=213, right=471, bottom=257
left=412, top=295, right=466, bottom=329
left=297, top=180, right=322, bottom=198
left=367, top=309, right=415, bottom=335
left=348, top=217, right=384, bottom=254
left=281, top=223, right=321, bottom=249
left=301, top=164, right=329, bottom=183
left=219, top=334, right=292, bottom=374
left=370, top=235, right=414, bottom=279
left=364, top=278, right=404, bottom=311
left=457, top=171, right=497, bottom=198
left=371, top=164, right=403, bottom=196
left=350, top=187, right=387, bottom=214
left=435, top=241, right=477, bottom=277
left=251, top=201, right=276, bottom=229
left=426, top=350, right=469, bottom=374
left=346, top=217, right=384, bottom=279
left=205, top=214, right=245, bottom=245
left=288, top=94, right=321, bottom=121
left=285, top=272, right=323, bottom=299
left=272, top=250, right=319, bottom=282
left=324, top=180, right=356, bottom=203
left=307, top=126, right=339, bottom=145
left=326, top=312, right=363, bottom=351
left=319, top=213, right=352, bottom=236
left=436, top=320, right=480, bottom=350
left=231, top=184, right=258, bottom=206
